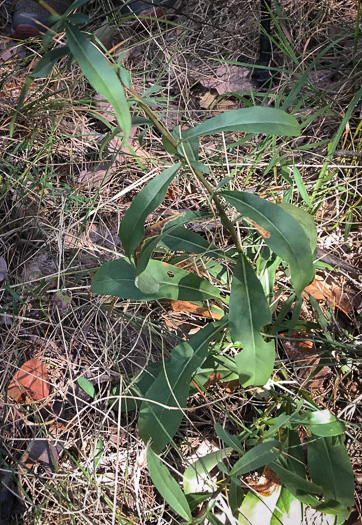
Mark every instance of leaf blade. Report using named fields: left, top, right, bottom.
left=119, top=163, right=181, bottom=259
left=147, top=448, right=192, bottom=522
left=223, top=192, right=315, bottom=295
left=65, top=24, right=131, bottom=140
left=230, top=257, right=275, bottom=387
left=229, top=440, right=282, bottom=477
left=138, top=319, right=227, bottom=452
left=182, top=107, right=300, bottom=141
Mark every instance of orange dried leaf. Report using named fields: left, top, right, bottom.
left=206, top=372, right=222, bottom=388
left=170, top=300, right=223, bottom=320
left=8, top=358, right=51, bottom=403
left=305, top=276, right=353, bottom=316
left=249, top=219, right=271, bottom=239
left=248, top=466, right=281, bottom=496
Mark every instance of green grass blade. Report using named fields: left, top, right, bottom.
left=65, top=23, right=131, bottom=140
left=229, top=256, right=275, bottom=387
left=223, top=192, right=315, bottom=296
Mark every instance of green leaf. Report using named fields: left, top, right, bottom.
left=308, top=436, right=354, bottom=510
left=135, top=211, right=215, bottom=276
left=222, top=192, right=315, bottom=295
left=136, top=260, right=222, bottom=301
left=161, top=225, right=231, bottom=260
left=93, top=438, right=103, bottom=469
left=31, top=46, right=70, bottom=78
left=229, top=440, right=282, bottom=477
left=183, top=447, right=233, bottom=494
left=182, top=107, right=300, bottom=141
left=279, top=202, right=317, bottom=255
left=92, top=258, right=222, bottom=301
left=230, top=256, right=275, bottom=387
left=229, top=477, right=244, bottom=510
left=191, top=354, right=238, bottom=392
left=119, top=163, right=181, bottom=259
left=214, top=423, right=244, bottom=453
left=65, top=24, right=131, bottom=140
left=138, top=319, right=227, bottom=453
left=147, top=448, right=192, bottom=522
left=270, top=488, right=303, bottom=525
left=291, top=410, right=346, bottom=437
left=77, top=377, right=96, bottom=399
left=270, top=460, right=323, bottom=496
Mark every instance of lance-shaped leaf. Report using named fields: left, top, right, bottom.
left=65, top=24, right=131, bottom=140
left=147, top=448, right=192, bottom=522
left=181, top=106, right=300, bottom=141
left=222, top=192, right=315, bottom=296
left=308, top=436, right=354, bottom=511
left=230, top=257, right=275, bottom=387
left=134, top=210, right=214, bottom=276
left=119, top=163, right=181, bottom=259
left=91, top=258, right=222, bottom=301
left=138, top=319, right=227, bottom=453
left=183, top=447, right=233, bottom=494
left=31, top=46, right=70, bottom=78
left=229, top=440, right=282, bottom=478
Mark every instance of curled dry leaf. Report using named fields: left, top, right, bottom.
left=22, top=439, right=61, bottom=474
left=8, top=358, right=51, bottom=403
left=247, top=465, right=281, bottom=496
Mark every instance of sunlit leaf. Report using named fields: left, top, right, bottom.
left=119, top=163, right=181, bottom=259
left=147, top=448, right=192, bottom=522
left=229, top=256, right=275, bottom=387
left=138, top=319, right=227, bottom=452
left=222, top=192, right=315, bottom=295
left=183, top=447, right=233, bottom=494
left=65, top=24, right=131, bottom=140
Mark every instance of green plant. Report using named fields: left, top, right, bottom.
left=14, top=2, right=356, bottom=523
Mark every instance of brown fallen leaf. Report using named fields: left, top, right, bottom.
left=281, top=331, right=330, bottom=392
left=22, top=439, right=61, bottom=474
left=170, top=300, right=223, bottom=320
left=304, top=275, right=354, bottom=317
left=200, top=65, right=254, bottom=95
left=247, top=466, right=281, bottom=496
left=199, top=91, right=217, bottom=109
left=8, top=359, right=51, bottom=403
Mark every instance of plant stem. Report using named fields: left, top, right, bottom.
left=127, top=90, right=243, bottom=254
left=31, top=0, right=60, bottom=16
